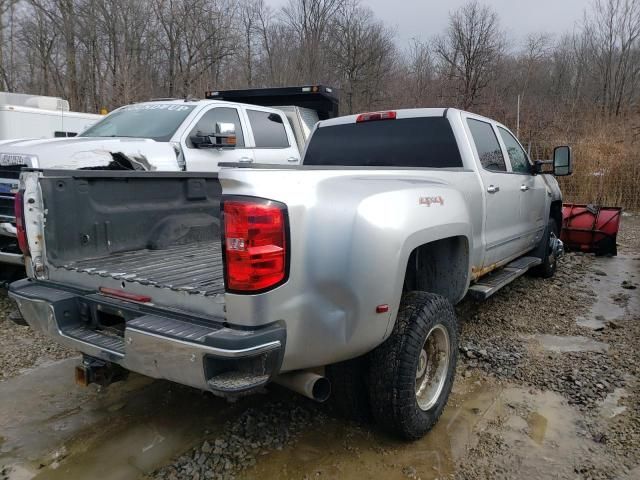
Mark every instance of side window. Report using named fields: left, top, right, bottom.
left=467, top=119, right=506, bottom=172
left=247, top=110, right=289, bottom=148
left=498, top=127, right=530, bottom=174
left=187, top=107, right=244, bottom=148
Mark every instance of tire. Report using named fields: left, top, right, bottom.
left=325, top=355, right=372, bottom=422
left=531, top=217, right=559, bottom=278
left=368, top=291, right=458, bottom=440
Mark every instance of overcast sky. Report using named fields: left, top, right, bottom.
left=271, top=0, right=591, bottom=48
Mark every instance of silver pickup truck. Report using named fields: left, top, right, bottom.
left=9, top=108, right=571, bottom=439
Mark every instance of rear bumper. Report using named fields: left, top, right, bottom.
left=9, top=279, right=285, bottom=395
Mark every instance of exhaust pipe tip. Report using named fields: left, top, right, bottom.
left=311, top=376, right=331, bottom=403
left=274, top=371, right=331, bottom=402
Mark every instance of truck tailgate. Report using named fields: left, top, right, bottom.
left=25, top=169, right=224, bottom=317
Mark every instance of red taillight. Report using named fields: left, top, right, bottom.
left=223, top=199, right=288, bottom=293
left=14, top=190, right=29, bottom=255
left=356, top=111, right=397, bottom=123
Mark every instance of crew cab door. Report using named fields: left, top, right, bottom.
left=244, top=107, right=300, bottom=164
left=495, top=125, right=547, bottom=252
left=182, top=106, right=254, bottom=171
left=465, top=116, right=526, bottom=267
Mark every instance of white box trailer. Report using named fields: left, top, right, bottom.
left=0, top=92, right=101, bottom=140
left=0, top=92, right=102, bottom=281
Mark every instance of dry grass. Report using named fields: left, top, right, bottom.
left=553, top=115, right=640, bottom=210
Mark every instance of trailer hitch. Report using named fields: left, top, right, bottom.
left=75, top=355, right=128, bottom=387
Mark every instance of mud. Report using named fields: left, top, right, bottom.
left=0, top=214, right=638, bottom=480
left=0, top=359, right=241, bottom=479
left=235, top=379, right=609, bottom=480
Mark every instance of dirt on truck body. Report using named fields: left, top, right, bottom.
left=0, top=214, right=638, bottom=480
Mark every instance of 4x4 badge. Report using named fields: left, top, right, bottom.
left=419, top=196, right=444, bottom=206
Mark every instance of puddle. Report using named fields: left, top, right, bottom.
left=236, top=379, right=488, bottom=480
left=237, top=378, right=598, bottom=480
left=526, top=411, right=548, bottom=445
left=529, top=334, right=609, bottom=353
left=0, top=357, right=243, bottom=479
left=577, top=253, right=640, bottom=330
left=600, top=388, right=628, bottom=419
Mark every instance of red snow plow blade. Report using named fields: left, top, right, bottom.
left=560, top=203, right=622, bottom=256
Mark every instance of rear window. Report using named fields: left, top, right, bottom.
left=247, top=110, right=289, bottom=148
left=304, top=117, right=462, bottom=168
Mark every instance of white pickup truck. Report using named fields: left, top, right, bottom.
left=9, top=107, right=572, bottom=439
left=0, top=86, right=338, bottom=280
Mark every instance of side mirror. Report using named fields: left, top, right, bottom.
left=553, top=146, right=572, bottom=176
left=215, top=122, right=236, bottom=148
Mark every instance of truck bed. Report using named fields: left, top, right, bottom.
left=60, top=241, right=224, bottom=295
left=25, top=170, right=225, bottom=317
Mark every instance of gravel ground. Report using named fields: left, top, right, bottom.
left=0, top=291, right=74, bottom=381
left=455, top=213, right=640, bottom=479
left=456, top=252, right=617, bottom=406
left=148, top=398, right=324, bottom=480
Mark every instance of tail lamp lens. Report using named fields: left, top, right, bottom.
left=14, top=190, right=29, bottom=255
left=223, top=199, right=287, bottom=292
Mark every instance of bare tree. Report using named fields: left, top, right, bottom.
left=582, top=0, right=640, bottom=116
left=29, top=0, right=81, bottom=108
left=0, top=0, right=18, bottom=90
left=153, top=0, right=187, bottom=98
left=281, top=0, right=340, bottom=82
left=405, top=39, right=434, bottom=107
left=327, top=1, right=396, bottom=113
left=433, top=0, right=503, bottom=109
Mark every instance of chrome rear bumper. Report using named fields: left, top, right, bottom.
left=9, top=279, right=285, bottom=395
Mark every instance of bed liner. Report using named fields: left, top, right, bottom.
left=60, top=241, right=224, bottom=295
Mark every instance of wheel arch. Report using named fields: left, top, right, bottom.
left=402, top=234, right=470, bottom=305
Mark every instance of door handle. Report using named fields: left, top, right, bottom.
left=520, top=185, right=530, bottom=191
left=287, top=157, right=299, bottom=163
left=487, top=185, right=500, bottom=194
left=238, top=157, right=253, bottom=163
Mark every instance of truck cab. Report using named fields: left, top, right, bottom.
left=75, top=100, right=303, bottom=170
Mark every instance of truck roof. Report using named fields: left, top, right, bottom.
left=317, top=108, right=451, bottom=127
left=316, top=108, right=498, bottom=128
left=128, top=98, right=291, bottom=113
